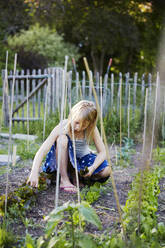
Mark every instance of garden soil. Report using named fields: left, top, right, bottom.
left=0, top=139, right=164, bottom=240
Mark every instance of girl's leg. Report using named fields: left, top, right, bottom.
left=91, top=166, right=111, bottom=180
left=56, top=134, right=77, bottom=192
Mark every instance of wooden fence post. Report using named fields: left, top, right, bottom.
left=21, top=70, right=25, bottom=128
left=133, top=72, right=138, bottom=119
left=38, top=69, right=42, bottom=118
left=32, top=69, right=36, bottom=119
left=110, top=73, right=114, bottom=109
left=117, top=73, right=122, bottom=113
left=82, top=71, right=86, bottom=98
left=103, top=73, right=108, bottom=115
left=124, top=72, right=130, bottom=123
left=140, top=74, right=145, bottom=120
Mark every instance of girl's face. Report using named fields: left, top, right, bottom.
left=73, top=118, right=89, bottom=132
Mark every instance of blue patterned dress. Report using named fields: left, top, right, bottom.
left=42, top=134, right=109, bottom=175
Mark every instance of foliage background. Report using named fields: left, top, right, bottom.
left=0, top=0, right=164, bottom=74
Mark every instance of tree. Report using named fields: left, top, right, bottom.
left=25, top=0, right=140, bottom=74
left=7, top=24, right=80, bottom=70
left=9, top=0, right=165, bottom=74
left=0, top=0, right=32, bottom=70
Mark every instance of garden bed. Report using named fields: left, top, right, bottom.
left=0, top=140, right=164, bottom=247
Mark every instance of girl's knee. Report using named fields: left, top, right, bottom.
left=56, top=134, right=68, bottom=149
left=98, top=166, right=110, bottom=178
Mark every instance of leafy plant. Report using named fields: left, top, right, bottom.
left=122, top=166, right=165, bottom=246
left=80, top=182, right=106, bottom=204
left=117, top=137, right=135, bottom=167
left=153, top=146, right=165, bottom=165
left=0, top=226, right=16, bottom=248
left=0, top=173, right=48, bottom=218
left=7, top=23, right=80, bottom=69
left=16, top=140, right=40, bottom=160
left=24, top=201, right=101, bottom=248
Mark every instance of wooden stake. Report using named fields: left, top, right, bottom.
left=55, top=70, right=65, bottom=209
left=26, top=76, right=30, bottom=151
left=83, top=57, right=126, bottom=241
left=127, top=84, right=131, bottom=139
left=149, top=72, right=159, bottom=162
left=115, top=146, right=118, bottom=166
left=1, top=51, right=9, bottom=129
left=137, top=88, right=148, bottom=234
left=142, top=88, right=148, bottom=157
left=100, top=76, right=103, bottom=139
left=5, top=53, right=17, bottom=220
left=71, top=117, right=80, bottom=204
left=119, top=73, right=122, bottom=155
left=43, top=84, right=48, bottom=142
left=55, top=56, right=68, bottom=209
left=12, top=145, right=17, bottom=166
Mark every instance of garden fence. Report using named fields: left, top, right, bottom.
left=1, top=67, right=159, bottom=128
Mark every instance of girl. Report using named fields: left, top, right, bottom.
left=27, top=100, right=110, bottom=193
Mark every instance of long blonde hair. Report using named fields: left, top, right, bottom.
left=67, top=100, right=98, bottom=142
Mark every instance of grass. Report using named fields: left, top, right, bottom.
left=0, top=166, right=8, bottom=176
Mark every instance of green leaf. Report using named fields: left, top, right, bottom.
left=37, top=236, right=45, bottom=248
left=25, top=233, right=35, bottom=248
left=78, top=234, right=97, bottom=248
left=47, top=237, right=59, bottom=248
left=78, top=202, right=102, bottom=230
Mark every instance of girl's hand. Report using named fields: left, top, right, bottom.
left=27, top=171, right=39, bottom=188
left=83, top=166, right=95, bottom=178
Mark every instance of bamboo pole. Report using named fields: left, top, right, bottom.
left=71, top=117, right=80, bottom=204
left=142, top=89, right=148, bottom=157
left=149, top=73, right=159, bottom=162
left=5, top=54, right=17, bottom=220
left=26, top=76, right=30, bottom=151
left=137, top=88, right=148, bottom=234
left=64, top=56, right=69, bottom=119
left=100, top=76, right=103, bottom=140
left=68, top=71, right=81, bottom=204
left=163, top=96, right=165, bottom=142
left=12, top=145, right=17, bottom=167
left=55, top=56, right=68, bottom=208
left=1, top=51, right=9, bottom=129
left=115, top=146, right=118, bottom=166
left=43, top=84, right=48, bottom=142
left=83, top=57, right=126, bottom=240
left=55, top=70, right=65, bottom=209
left=127, top=84, right=131, bottom=139
left=119, top=74, right=122, bottom=155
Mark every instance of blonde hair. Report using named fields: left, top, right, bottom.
left=67, top=100, right=97, bottom=142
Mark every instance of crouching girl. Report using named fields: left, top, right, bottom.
left=27, top=100, right=110, bottom=193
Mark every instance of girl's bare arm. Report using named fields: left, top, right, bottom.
left=85, top=127, right=107, bottom=176
left=27, top=123, right=62, bottom=187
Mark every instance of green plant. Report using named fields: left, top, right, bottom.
left=16, top=140, right=40, bottom=160
left=0, top=173, right=48, bottom=219
left=97, top=108, right=141, bottom=144
left=117, top=137, right=135, bottom=167
left=24, top=201, right=101, bottom=248
left=0, top=226, right=16, bottom=248
left=80, top=182, right=106, bottom=204
left=7, top=23, right=80, bottom=69
left=153, top=146, right=165, bottom=165
left=122, top=166, right=165, bottom=246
